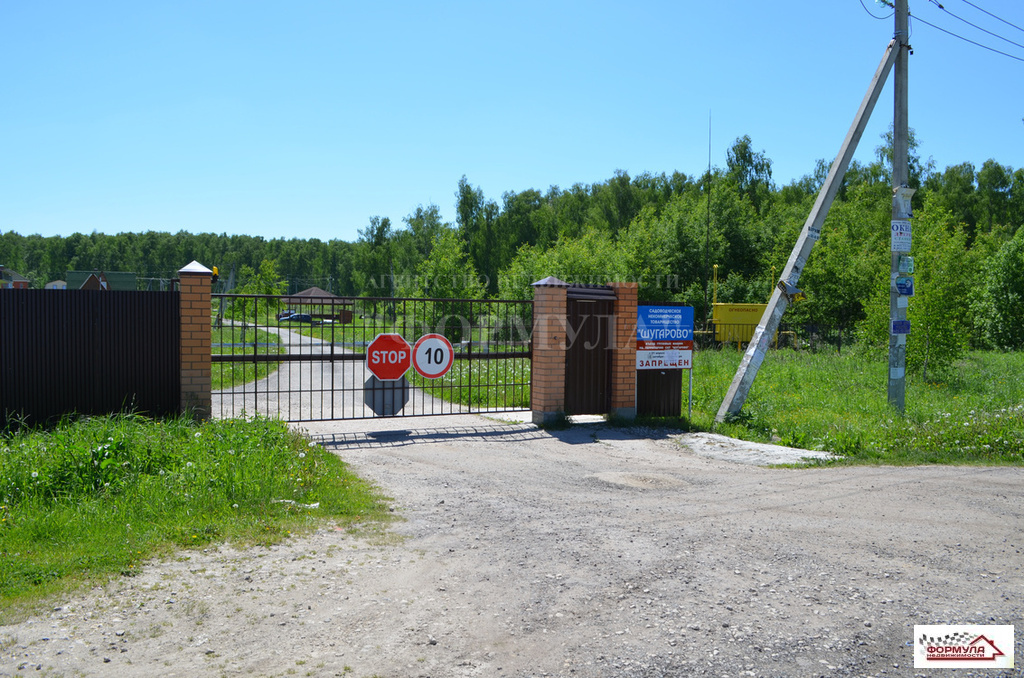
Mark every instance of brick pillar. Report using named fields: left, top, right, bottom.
left=179, top=261, right=213, bottom=420
left=531, top=277, right=569, bottom=426
left=608, top=282, right=638, bottom=420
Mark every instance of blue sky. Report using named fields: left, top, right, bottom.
left=2, top=1, right=1021, bottom=243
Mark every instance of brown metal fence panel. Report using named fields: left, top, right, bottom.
left=563, top=297, right=612, bottom=415
left=211, top=294, right=531, bottom=421
left=1, top=290, right=180, bottom=428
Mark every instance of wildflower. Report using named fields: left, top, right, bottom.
left=194, top=432, right=201, bottom=438
left=298, top=452, right=306, bottom=459
left=308, top=441, right=316, bottom=448
left=186, top=462, right=193, bottom=468
left=31, top=471, right=38, bottom=478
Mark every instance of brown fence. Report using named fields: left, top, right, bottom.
left=1, top=290, right=181, bottom=428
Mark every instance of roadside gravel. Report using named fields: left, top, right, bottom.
left=2, top=416, right=1021, bottom=678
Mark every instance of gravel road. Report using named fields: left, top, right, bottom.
left=2, top=415, right=1022, bottom=678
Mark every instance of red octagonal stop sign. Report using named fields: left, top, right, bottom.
left=366, top=333, right=411, bottom=381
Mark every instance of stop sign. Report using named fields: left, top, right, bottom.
left=366, top=333, right=411, bottom=381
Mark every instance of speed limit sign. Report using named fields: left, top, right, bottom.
left=412, top=333, right=455, bottom=379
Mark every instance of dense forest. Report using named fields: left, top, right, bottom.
left=3, top=132, right=1024, bottom=371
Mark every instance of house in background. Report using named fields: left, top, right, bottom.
left=66, top=271, right=138, bottom=291
left=0, top=265, right=30, bottom=289
left=45, top=280, right=68, bottom=290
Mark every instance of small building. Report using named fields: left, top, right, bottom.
left=66, top=271, right=138, bottom=291
left=45, top=280, right=68, bottom=290
left=0, top=265, right=30, bottom=289
left=280, top=286, right=354, bottom=323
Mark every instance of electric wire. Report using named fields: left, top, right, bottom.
left=928, top=0, right=1024, bottom=51
left=860, top=0, right=894, bottom=20
left=960, top=0, right=1024, bottom=35
left=911, top=13, right=1024, bottom=62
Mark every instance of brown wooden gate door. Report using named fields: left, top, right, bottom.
left=564, top=293, right=613, bottom=415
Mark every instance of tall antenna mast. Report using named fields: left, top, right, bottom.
left=703, top=111, right=712, bottom=329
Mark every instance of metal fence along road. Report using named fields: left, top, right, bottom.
left=211, top=294, right=532, bottom=421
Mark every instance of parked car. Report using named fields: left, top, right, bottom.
left=283, top=313, right=318, bottom=324
left=277, top=309, right=296, bottom=321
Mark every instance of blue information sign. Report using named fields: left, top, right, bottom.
left=637, top=306, right=695, bottom=370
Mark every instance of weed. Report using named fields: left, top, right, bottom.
left=0, top=415, right=391, bottom=615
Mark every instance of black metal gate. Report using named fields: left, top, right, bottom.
left=564, top=286, right=613, bottom=415
left=1, top=290, right=181, bottom=428
left=211, top=294, right=532, bottom=421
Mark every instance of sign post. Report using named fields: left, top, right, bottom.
left=364, top=333, right=412, bottom=416
left=636, top=306, right=695, bottom=419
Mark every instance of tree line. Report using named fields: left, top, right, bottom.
left=3, top=131, right=1023, bottom=373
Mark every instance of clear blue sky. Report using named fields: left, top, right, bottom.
left=2, top=1, right=1021, bottom=243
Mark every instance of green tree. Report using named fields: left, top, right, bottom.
left=230, top=259, right=287, bottom=342
left=726, top=135, right=774, bottom=214
left=979, top=227, right=1024, bottom=349
left=354, top=216, right=394, bottom=297
left=415, top=228, right=485, bottom=342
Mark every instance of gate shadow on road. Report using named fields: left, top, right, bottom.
left=310, top=420, right=689, bottom=450
left=311, top=423, right=546, bottom=449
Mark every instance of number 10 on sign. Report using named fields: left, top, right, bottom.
left=412, top=333, right=455, bottom=379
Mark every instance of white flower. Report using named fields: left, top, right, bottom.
left=31, top=471, right=38, bottom=478
left=186, top=462, right=193, bottom=468
left=298, top=452, right=306, bottom=459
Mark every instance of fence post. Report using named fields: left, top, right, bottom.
left=531, top=277, right=569, bottom=425
left=179, top=261, right=212, bottom=420
left=608, top=282, right=638, bottom=420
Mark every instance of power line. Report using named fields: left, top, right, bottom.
left=928, top=0, right=1024, bottom=51
left=860, top=0, right=894, bottom=20
left=960, top=0, right=1024, bottom=35
left=912, top=13, right=1024, bottom=62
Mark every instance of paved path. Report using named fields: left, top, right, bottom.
left=212, top=325, right=469, bottom=421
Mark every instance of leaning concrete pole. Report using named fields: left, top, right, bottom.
left=716, top=39, right=899, bottom=422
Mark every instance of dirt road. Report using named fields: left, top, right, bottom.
left=2, top=418, right=1021, bottom=677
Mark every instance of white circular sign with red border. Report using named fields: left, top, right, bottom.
left=412, top=333, right=455, bottom=379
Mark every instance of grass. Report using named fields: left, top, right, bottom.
left=211, top=324, right=285, bottom=390
left=689, top=347, right=1024, bottom=465
left=0, top=414, right=390, bottom=617
left=408, top=351, right=531, bottom=409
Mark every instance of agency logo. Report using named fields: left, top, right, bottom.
left=914, top=625, right=1014, bottom=669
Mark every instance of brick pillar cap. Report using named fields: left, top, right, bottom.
left=179, top=261, right=212, bottom=275
left=532, top=276, right=568, bottom=287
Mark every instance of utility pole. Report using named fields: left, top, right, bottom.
left=888, top=0, right=913, bottom=413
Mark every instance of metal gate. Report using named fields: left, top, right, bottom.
left=564, top=286, right=613, bottom=415
left=211, top=294, right=531, bottom=421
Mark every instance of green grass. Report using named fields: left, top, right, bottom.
left=0, top=415, right=390, bottom=617
left=690, top=348, right=1024, bottom=465
left=408, top=355, right=531, bottom=409
left=212, top=325, right=284, bottom=390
